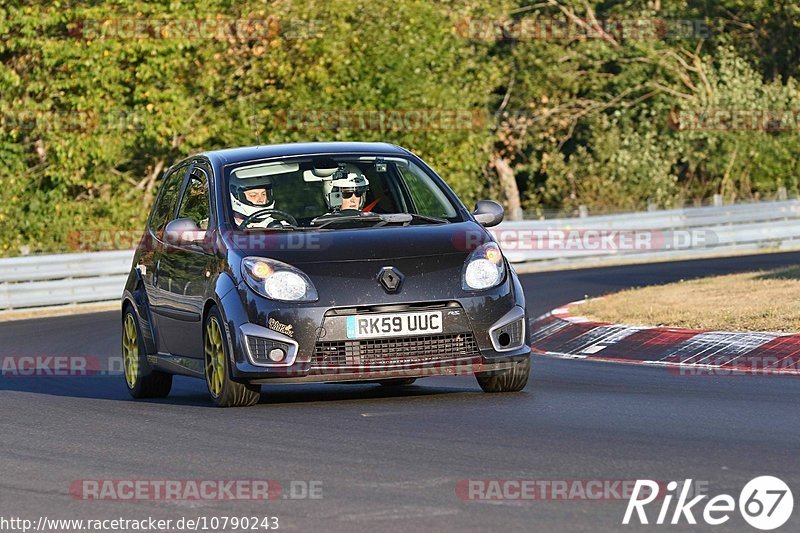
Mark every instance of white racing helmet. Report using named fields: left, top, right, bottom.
left=229, top=174, right=280, bottom=227
left=323, top=164, right=370, bottom=210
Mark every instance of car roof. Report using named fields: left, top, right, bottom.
left=201, top=142, right=411, bottom=167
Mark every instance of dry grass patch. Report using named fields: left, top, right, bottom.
left=579, top=267, right=800, bottom=333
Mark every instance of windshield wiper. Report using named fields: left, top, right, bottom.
left=241, top=224, right=306, bottom=231
left=404, top=214, right=449, bottom=224
left=311, top=212, right=449, bottom=229
left=311, top=213, right=384, bottom=229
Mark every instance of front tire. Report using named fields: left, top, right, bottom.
left=476, top=357, right=530, bottom=393
left=204, top=306, right=261, bottom=408
left=122, top=308, right=172, bottom=399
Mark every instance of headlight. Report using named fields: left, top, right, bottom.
left=242, top=257, right=318, bottom=302
left=462, top=241, right=506, bottom=291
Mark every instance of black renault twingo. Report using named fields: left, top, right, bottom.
left=122, top=142, right=530, bottom=407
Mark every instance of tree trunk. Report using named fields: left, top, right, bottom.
left=492, top=154, right=522, bottom=220
left=143, top=159, right=165, bottom=207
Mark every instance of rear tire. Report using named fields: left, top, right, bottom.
left=122, top=308, right=172, bottom=399
left=204, top=306, right=261, bottom=408
left=476, top=357, right=530, bottom=393
left=378, top=378, right=417, bottom=387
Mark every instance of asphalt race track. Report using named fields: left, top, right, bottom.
left=2, top=252, right=800, bottom=532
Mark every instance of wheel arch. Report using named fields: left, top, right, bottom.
left=121, top=278, right=158, bottom=356
left=203, top=272, right=246, bottom=375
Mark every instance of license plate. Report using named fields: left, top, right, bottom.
left=346, top=311, right=443, bottom=339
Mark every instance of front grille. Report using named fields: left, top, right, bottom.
left=312, top=332, right=480, bottom=367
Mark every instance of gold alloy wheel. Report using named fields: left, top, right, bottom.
left=122, top=313, right=139, bottom=389
left=205, top=317, right=225, bottom=397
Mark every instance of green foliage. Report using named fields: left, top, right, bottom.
left=0, top=0, right=799, bottom=253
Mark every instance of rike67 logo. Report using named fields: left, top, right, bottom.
left=623, top=476, right=793, bottom=530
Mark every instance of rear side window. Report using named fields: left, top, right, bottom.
left=177, top=170, right=211, bottom=229
left=149, top=164, right=187, bottom=236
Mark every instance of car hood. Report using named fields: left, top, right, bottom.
left=225, top=221, right=492, bottom=264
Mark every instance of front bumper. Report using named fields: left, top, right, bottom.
left=236, top=317, right=529, bottom=383
left=220, top=278, right=530, bottom=383
left=222, top=302, right=530, bottom=383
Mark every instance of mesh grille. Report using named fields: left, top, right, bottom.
left=246, top=336, right=291, bottom=364
left=492, top=318, right=524, bottom=349
left=313, top=332, right=479, bottom=367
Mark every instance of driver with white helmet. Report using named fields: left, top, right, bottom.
left=229, top=174, right=288, bottom=228
left=324, top=164, right=370, bottom=212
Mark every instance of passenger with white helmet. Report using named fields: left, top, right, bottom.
left=324, top=164, right=370, bottom=213
left=229, top=174, right=288, bottom=228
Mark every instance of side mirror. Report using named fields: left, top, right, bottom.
left=472, top=200, right=504, bottom=227
left=164, top=218, right=206, bottom=247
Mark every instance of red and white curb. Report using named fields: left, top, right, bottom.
left=530, top=300, right=800, bottom=376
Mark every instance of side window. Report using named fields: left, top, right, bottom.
left=149, top=164, right=187, bottom=236
left=177, top=169, right=211, bottom=230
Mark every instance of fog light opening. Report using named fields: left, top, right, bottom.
left=498, top=331, right=511, bottom=347
left=268, top=348, right=286, bottom=363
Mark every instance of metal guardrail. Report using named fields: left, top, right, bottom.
left=1, top=200, right=799, bottom=310
left=0, top=250, right=133, bottom=310
left=493, top=199, right=800, bottom=264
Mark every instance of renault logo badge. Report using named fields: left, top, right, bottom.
left=377, top=266, right=403, bottom=293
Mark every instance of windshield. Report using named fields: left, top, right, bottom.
left=223, top=155, right=463, bottom=230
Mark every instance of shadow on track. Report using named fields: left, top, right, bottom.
left=0, top=372, right=479, bottom=408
